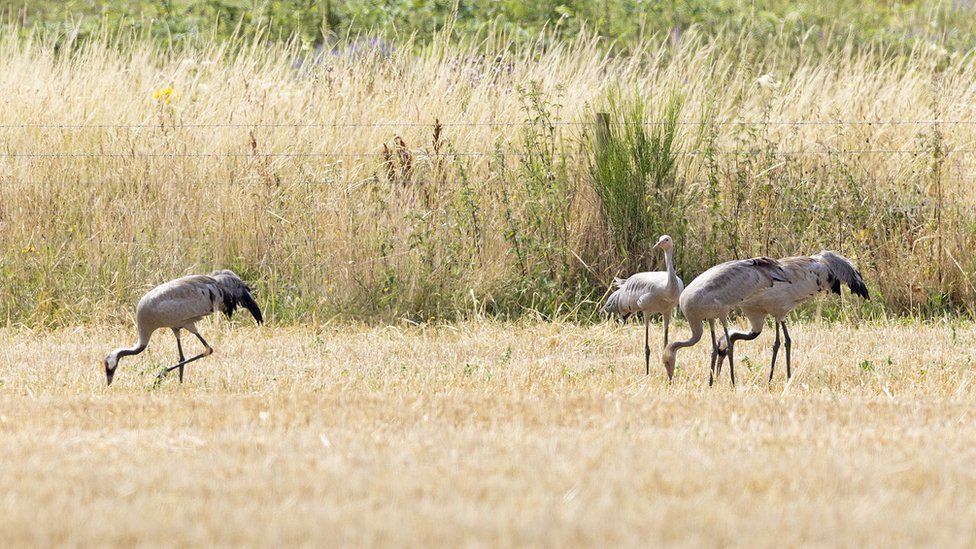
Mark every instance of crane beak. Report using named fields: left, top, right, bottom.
left=106, top=367, right=115, bottom=386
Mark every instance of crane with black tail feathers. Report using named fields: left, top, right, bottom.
left=716, top=251, right=869, bottom=381
left=103, top=270, right=263, bottom=386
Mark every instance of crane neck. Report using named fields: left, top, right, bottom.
left=110, top=329, right=153, bottom=362
left=663, top=317, right=703, bottom=378
left=663, top=247, right=678, bottom=289
left=114, top=344, right=146, bottom=358
left=667, top=317, right=703, bottom=354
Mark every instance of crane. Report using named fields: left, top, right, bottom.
left=716, top=251, right=869, bottom=381
left=103, top=270, right=263, bottom=386
left=662, top=257, right=788, bottom=386
left=603, top=235, right=684, bottom=375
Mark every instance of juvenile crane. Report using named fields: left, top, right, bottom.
left=103, top=270, right=263, bottom=386
left=716, top=251, right=869, bottom=381
left=603, top=235, right=684, bottom=375
left=662, top=257, right=789, bottom=386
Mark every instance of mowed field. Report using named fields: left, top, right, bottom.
left=1, top=320, right=974, bottom=546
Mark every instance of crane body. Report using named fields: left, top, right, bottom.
left=717, top=251, right=869, bottom=381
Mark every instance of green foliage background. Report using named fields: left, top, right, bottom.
left=3, top=0, right=975, bottom=54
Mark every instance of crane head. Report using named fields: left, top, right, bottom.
left=661, top=346, right=676, bottom=381
left=104, top=355, right=118, bottom=386
left=653, top=234, right=673, bottom=251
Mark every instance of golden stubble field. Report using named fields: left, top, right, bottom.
left=0, top=319, right=974, bottom=546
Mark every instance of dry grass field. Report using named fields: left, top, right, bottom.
left=3, top=11, right=976, bottom=547
left=1, top=319, right=974, bottom=546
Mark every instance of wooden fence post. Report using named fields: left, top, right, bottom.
left=595, top=112, right=610, bottom=155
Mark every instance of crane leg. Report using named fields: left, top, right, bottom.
left=663, top=312, right=670, bottom=347
left=715, top=344, right=725, bottom=382
left=644, top=314, right=651, bottom=377
left=194, top=331, right=214, bottom=356
left=174, top=330, right=186, bottom=383
left=157, top=332, right=214, bottom=381
left=721, top=318, right=735, bottom=387
left=708, top=320, right=718, bottom=387
left=710, top=320, right=722, bottom=377
left=661, top=312, right=671, bottom=378
left=781, top=321, right=792, bottom=380
left=769, top=322, right=781, bottom=382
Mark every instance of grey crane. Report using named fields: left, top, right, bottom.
left=716, top=251, right=869, bottom=381
left=603, top=235, right=684, bottom=376
left=103, top=270, right=263, bottom=386
left=662, top=257, right=789, bottom=386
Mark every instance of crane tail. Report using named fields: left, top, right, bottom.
left=240, top=289, right=264, bottom=324
left=818, top=251, right=870, bottom=300
left=210, top=270, right=266, bottom=324
left=603, top=288, right=625, bottom=316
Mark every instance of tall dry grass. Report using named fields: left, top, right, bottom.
left=1, top=27, right=975, bottom=325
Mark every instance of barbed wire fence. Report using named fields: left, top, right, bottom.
left=3, top=117, right=975, bottom=209
left=3, top=118, right=975, bottom=315
left=5, top=118, right=976, bottom=128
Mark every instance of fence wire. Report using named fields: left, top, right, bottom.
left=1, top=148, right=974, bottom=158
left=2, top=119, right=973, bottom=157
left=2, top=119, right=976, bottom=129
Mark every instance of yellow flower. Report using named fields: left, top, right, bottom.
left=152, top=86, right=176, bottom=103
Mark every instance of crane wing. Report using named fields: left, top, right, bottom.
left=603, top=272, right=669, bottom=316
left=688, top=257, right=789, bottom=308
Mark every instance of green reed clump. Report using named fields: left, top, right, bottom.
left=587, top=91, right=688, bottom=278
